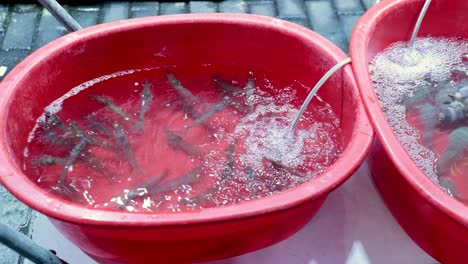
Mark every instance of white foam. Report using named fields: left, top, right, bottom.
left=370, top=37, right=468, bottom=182
left=234, top=103, right=309, bottom=169
left=371, top=38, right=466, bottom=85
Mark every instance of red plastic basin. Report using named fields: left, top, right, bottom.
left=0, top=14, right=373, bottom=264
left=350, top=0, right=468, bottom=263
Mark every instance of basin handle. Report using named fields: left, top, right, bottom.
left=290, top=57, right=352, bottom=133
left=409, top=0, right=432, bottom=46
left=37, top=0, right=82, bottom=32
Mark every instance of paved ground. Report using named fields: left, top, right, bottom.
left=0, top=0, right=376, bottom=263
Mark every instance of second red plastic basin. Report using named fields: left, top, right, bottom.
left=350, top=0, right=468, bottom=263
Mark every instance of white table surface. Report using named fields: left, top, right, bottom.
left=26, top=161, right=437, bottom=264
